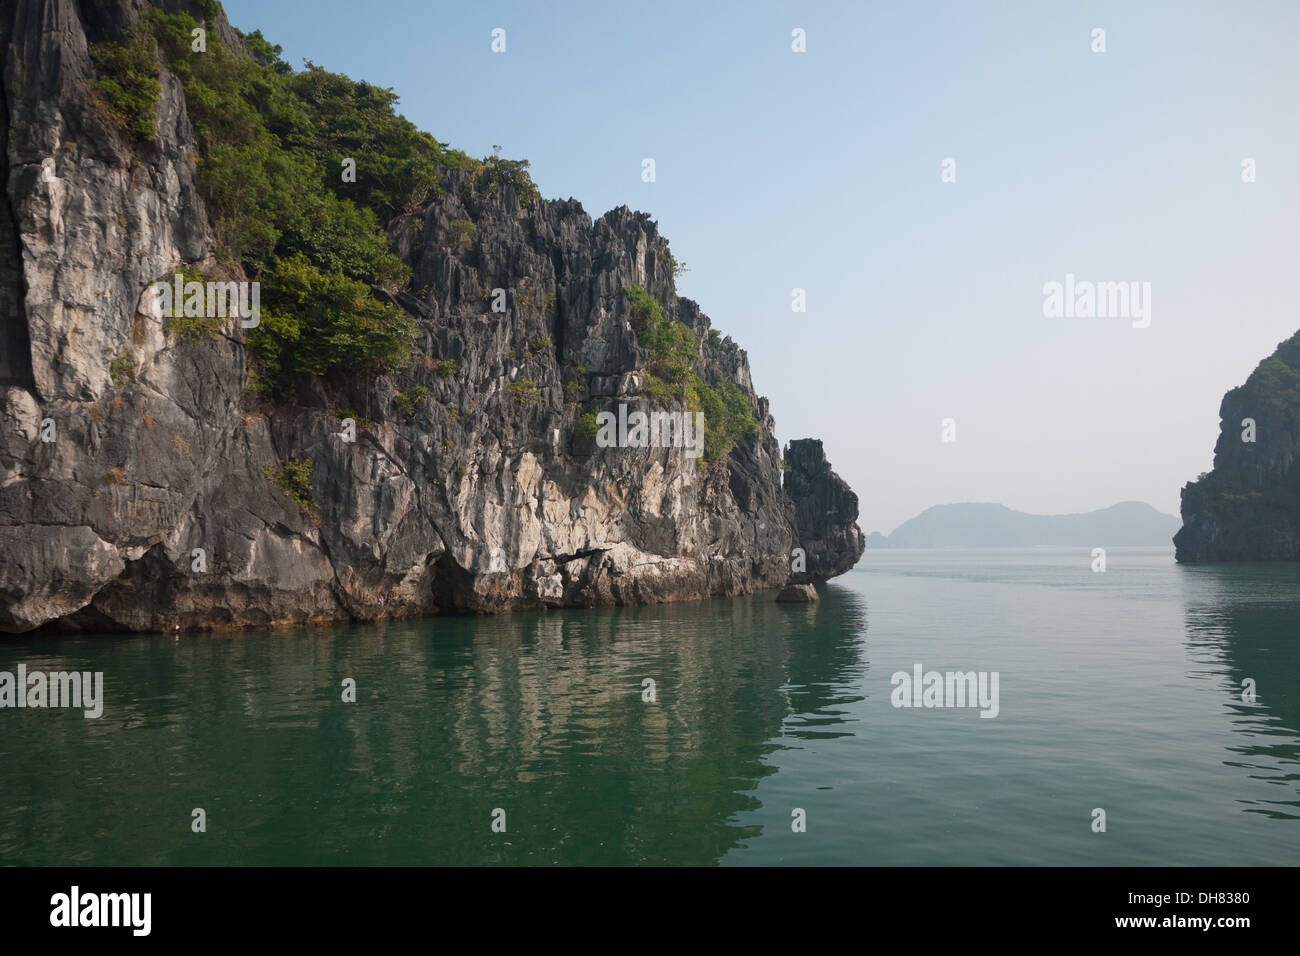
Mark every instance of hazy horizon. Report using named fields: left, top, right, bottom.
left=223, top=0, right=1300, bottom=531
left=870, top=498, right=1178, bottom=538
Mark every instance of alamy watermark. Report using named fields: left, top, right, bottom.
left=595, top=403, right=705, bottom=459
left=1042, top=273, right=1150, bottom=328
left=151, top=273, right=260, bottom=328
left=0, top=665, right=104, bottom=718
left=890, top=663, right=999, bottom=718
left=50, top=886, right=150, bottom=936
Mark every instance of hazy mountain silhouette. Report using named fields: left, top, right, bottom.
left=869, top=501, right=1180, bottom=548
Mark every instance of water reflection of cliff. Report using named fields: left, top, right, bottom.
left=1179, top=563, right=1300, bottom=820
left=427, top=587, right=868, bottom=864
left=777, top=583, right=869, bottom=745
left=0, top=589, right=866, bottom=865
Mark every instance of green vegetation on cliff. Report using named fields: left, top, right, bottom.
left=249, top=253, right=414, bottom=399
left=85, top=7, right=536, bottom=400
left=86, top=23, right=161, bottom=141
left=262, top=457, right=317, bottom=521
left=623, top=286, right=758, bottom=463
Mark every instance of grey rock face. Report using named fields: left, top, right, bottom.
left=783, top=438, right=865, bottom=581
left=1175, top=329, right=1300, bottom=562
left=0, top=0, right=864, bottom=633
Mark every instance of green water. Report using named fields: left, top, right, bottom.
left=1, top=547, right=1297, bottom=865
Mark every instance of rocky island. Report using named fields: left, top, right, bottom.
left=0, top=0, right=863, bottom=633
left=1175, top=329, right=1300, bottom=561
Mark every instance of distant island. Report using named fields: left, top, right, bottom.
left=866, top=501, right=1180, bottom=548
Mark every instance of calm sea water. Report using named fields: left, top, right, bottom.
left=1, top=547, right=1297, bottom=865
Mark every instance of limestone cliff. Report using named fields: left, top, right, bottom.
left=0, top=0, right=863, bottom=632
left=1175, top=330, right=1300, bottom=562
left=783, top=439, right=864, bottom=580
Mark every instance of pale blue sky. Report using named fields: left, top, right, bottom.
left=222, top=0, right=1300, bottom=533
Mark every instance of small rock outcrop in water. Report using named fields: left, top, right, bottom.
left=0, top=0, right=863, bottom=633
left=783, top=439, right=866, bottom=582
left=776, top=583, right=818, bottom=604
left=1175, top=330, right=1300, bottom=562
